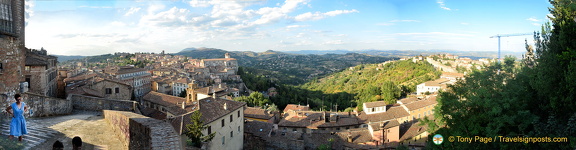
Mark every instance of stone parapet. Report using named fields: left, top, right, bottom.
left=104, top=110, right=182, bottom=150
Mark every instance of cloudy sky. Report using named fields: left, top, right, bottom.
left=24, top=0, right=551, bottom=56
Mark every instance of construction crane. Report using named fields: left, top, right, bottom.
left=490, top=33, right=532, bottom=61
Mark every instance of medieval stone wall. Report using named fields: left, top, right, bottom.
left=104, top=110, right=182, bottom=150
left=69, top=94, right=136, bottom=111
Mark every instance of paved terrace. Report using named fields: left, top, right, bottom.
left=0, top=110, right=123, bottom=150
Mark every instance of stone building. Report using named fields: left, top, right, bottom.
left=172, top=78, right=190, bottom=97
left=24, top=48, right=58, bottom=97
left=64, top=73, right=133, bottom=100
left=104, top=66, right=151, bottom=101
left=141, top=81, right=246, bottom=150
left=0, top=0, right=26, bottom=106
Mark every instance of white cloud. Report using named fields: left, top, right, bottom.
left=526, top=17, right=539, bottom=22
left=110, top=21, right=126, bottom=27
left=532, top=23, right=541, bottom=26
left=323, top=40, right=344, bottom=45
left=125, top=7, right=141, bottom=16
left=437, top=0, right=451, bottom=11
left=189, top=0, right=211, bottom=7
left=286, top=25, right=308, bottom=29
left=294, top=9, right=358, bottom=22
left=460, top=22, right=469, bottom=25
left=25, top=0, right=34, bottom=26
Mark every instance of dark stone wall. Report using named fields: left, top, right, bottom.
left=69, top=94, right=136, bottom=111
left=104, top=110, right=182, bottom=150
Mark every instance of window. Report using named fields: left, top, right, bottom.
left=237, top=110, right=240, bottom=118
left=0, top=0, right=14, bottom=35
left=221, top=119, right=225, bottom=127
left=24, top=66, right=30, bottom=71
left=208, top=126, right=212, bottom=134
left=106, top=88, right=112, bottom=94
left=230, top=115, right=233, bottom=122
left=230, top=131, right=233, bottom=137
left=115, top=87, right=120, bottom=93
left=238, top=126, right=240, bottom=132
left=222, top=136, right=225, bottom=145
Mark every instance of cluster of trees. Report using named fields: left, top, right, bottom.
left=238, top=60, right=440, bottom=112
left=301, top=60, right=440, bottom=111
left=233, top=92, right=270, bottom=107
left=424, top=1, right=576, bottom=149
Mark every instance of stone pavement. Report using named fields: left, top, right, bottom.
left=0, top=110, right=124, bottom=150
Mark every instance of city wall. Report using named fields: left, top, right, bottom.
left=104, top=110, right=182, bottom=150
left=69, top=94, right=137, bottom=111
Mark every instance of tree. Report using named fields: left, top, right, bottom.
left=234, top=92, right=270, bottom=107
left=185, top=111, right=215, bottom=148
left=425, top=1, right=576, bottom=149
left=381, top=81, right=401, bottom=104
left=179, top=89, right=187, bottom=98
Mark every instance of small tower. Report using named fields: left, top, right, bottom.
left=225, top=53, right=230, bottom=59
left=186, top=80, right=198, bottom=103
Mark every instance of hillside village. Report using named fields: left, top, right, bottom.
left=0, top=1, right=486, bottom=148
left=2, top=42, right=472, bottom=149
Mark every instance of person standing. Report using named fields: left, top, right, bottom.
left=5, top=94, right=28, bottom=141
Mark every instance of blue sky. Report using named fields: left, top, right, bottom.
left=24, top=0, right=552, bottom=56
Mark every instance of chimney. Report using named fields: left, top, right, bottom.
left=219, top=84, right=222, bottom=89
left=224, top=103, right=228, bottom=110
left=181, top=101, right=186, bottom=109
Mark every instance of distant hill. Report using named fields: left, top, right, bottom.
left=175, top=47, right=397, bottom=85
left=283, top=50, right=525, bottom=60
left=53, top=55, right=86, bottom=62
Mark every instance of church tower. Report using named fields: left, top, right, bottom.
left=185, top=80, right=198, bottom=103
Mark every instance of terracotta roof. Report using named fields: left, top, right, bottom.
left=441, top=72, right=464, bottom=78
left=399, top=122, right=428, bottom=141
left=106, top=66, right=147, bottom=75
left=143, top=91, right=186, bottom=107
left=421, top=78, right=451, bottom=87
left=244, top=107, right=274, bottom=120
left=404, top=97, right=437, bottom=111
left=283, top=104, right=310, bottom=113
left=199, top=97, right=246, bottom=124
left=169, top=97, right=245, bottom=135
left=364, top=101, right=387, bottom=108
left=398, top=97, right=419, bottom=105
left=244, top=120, right=274, bottom=138
left=336, top=130, right=373, bottom=143
left=67, top=87, right=104, bottom=98
left=278, top=111, right=361, bottom=128
left=140, top=107, right=167, bottom=120
left=25, top=57, right=48, bottom=66
left=382, top=120, right=400, bottom=129
left=358, top=106, right=410, bottom=123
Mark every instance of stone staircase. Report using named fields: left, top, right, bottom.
left=0, top=119, right=61, bottom=150
left=0, top=111, right=121, bottom=150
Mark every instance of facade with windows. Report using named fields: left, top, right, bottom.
left=104, top=66, right=151, bottom=101
left=0, top=0, right=26, bottom=103
left=24, top=48, right=58, bottom=97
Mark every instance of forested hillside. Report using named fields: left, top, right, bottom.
left=176, top=48, right=396, bottom=85
left=300, top=60, right=441, bottom=110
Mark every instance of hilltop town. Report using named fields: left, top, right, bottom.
left=1, top=0, right=493, bottom=149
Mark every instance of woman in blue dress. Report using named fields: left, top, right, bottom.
left=5, top=94, right=28, bottom=141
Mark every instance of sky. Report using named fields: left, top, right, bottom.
left=23, top=0, right=552, bottom=56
